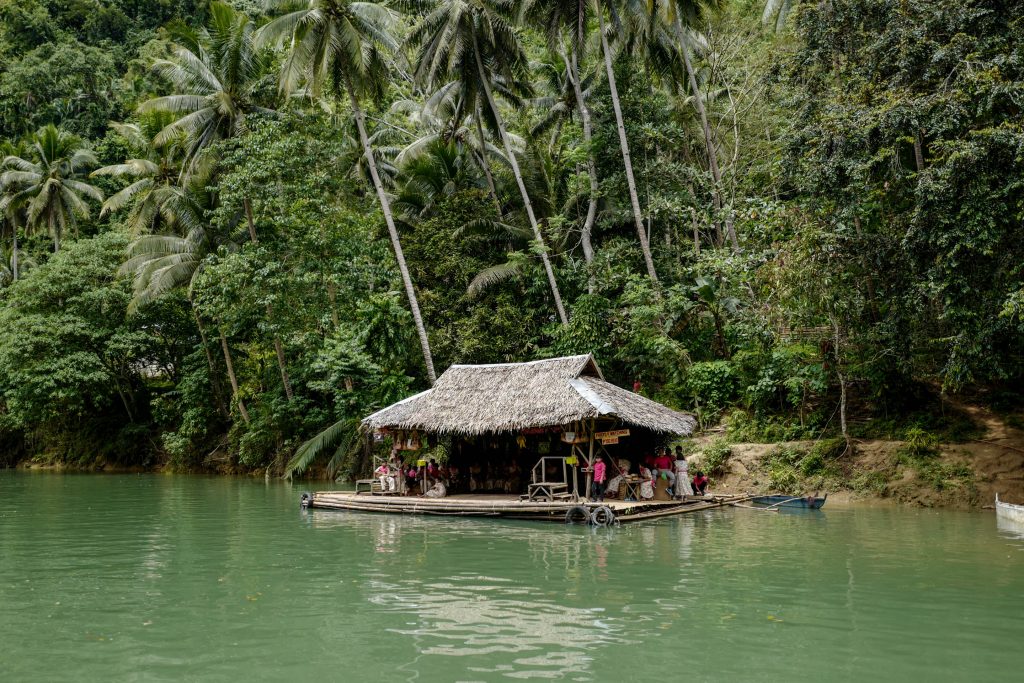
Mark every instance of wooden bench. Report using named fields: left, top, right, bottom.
left=526, top=481, right=570, bottom=502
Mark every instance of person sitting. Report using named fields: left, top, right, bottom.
left=653, top=447, right=676, bottom=495
left=604, top=460, right=629, bottom=499
left=423, top=478, right=447, bottom=498
left=375, top=463, right=396, bottom=492
left=692, top=470, right=709, bottom=496
left=638, top=464, right=656, bottom=500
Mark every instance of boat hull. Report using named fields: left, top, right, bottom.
left=996, top=494, right=1024, bottom=525
left=751, top=494, right=827, bottom=510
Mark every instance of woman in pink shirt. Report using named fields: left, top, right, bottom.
left=590, top=455, right=607, bottom=502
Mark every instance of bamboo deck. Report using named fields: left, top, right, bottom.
left=304, top=491, right=748, bottom=524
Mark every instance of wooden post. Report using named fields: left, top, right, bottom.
left=585, top=418, right=595, bottom=501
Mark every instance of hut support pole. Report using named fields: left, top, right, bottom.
left=585, top=418, right=595, bottom=501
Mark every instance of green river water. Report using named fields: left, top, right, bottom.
left=1, top=472, right=1022, bottom=681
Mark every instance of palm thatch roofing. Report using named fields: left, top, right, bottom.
left=362, top=354, right=696, bottom=436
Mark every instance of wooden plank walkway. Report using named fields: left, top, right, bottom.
left=305, top=491, right=749, bottom=524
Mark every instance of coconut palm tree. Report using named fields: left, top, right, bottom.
left=392, top=82, right=511, bottom=214
left=119, top=224, right=247, bottom=423
left=257, top=0, right=438, bottom=384
left=0, top=124, right=103, bottom=252
left=410, top=0, right=570, bottom=325
left=521, top=0, right=601, bottom=285
left=655, top=0, right=737, bottom=250
left=138, top=1, right=273, bottom=177
left=91, top=116, right=200, bottom=235
left=589, top=0, right=663, bottom=283
left=0, top=239, right=35, bottom=287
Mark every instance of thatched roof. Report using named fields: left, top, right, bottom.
left=362, top=354, right=696, bottom=436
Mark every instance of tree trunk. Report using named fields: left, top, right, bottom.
left=913, top=129, right=925, bottom=172
left=218, top=325, right=251, bottom=426
left=50, top=211, right=60, bottom=253
left=473, top=38, right=569, bottom=325
left=690, top=206, right=701, bottom=254
left=598, top=12, right=660, bottom=284
left=678, top=21, right=739, bottom=253
left=830, top=315, right=851, bottom=455
left=11, top=226, right=18, bottom=281
left=243, top=197, right=294, bottom=400
left=193, top=307, right=229, bottom=419
left=346, top=85, right=438, bottom=383
left=474, top=103, right=503, bottom=215
left=563, top=47, right=598, bottom=293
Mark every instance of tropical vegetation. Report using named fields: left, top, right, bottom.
left=0, top=0, right=1021, bottom=477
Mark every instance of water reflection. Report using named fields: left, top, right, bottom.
left=996, top=515, right=1024, bottom=543
left=5, top=475, right=1024, bottom=682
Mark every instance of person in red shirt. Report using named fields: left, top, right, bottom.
left=692, top=471, right=709, bottom=495
left=653, top=447, right=676, bottom=495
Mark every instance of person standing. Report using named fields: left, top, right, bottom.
left=591, top=455, right=607, bottom=502
left=674, top=446, right=694, bottom=499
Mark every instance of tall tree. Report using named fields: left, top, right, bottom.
left=521, top=0, right=600, bottom=287
left=0, top=124, right=102, bottom=252
left=657, top=0, right=738, bottom=250
left=138, top=1, right=272, bottom=176
left=592, top=0, right=661, bottom=283
left=258, top=0, right=438, bottom=384
left=91, top=118, right=199, bottom=236
left=411, top=0, right=570, bottom=325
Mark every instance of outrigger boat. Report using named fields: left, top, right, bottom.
left=751, top=493, right=827, bottom=510
left=996, top=493, right=1024, bottom=525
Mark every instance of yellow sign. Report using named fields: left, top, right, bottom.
left=595, top=429, right=630, bottom=439
left=601, top=437, right=620, bottom=445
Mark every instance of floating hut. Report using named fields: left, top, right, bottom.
left=304, top=354, right=745, bottom=524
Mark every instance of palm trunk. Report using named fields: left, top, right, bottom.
left=243, top=197, right=294, bottom=400
left=598, top=11, right=659, bottom=284
left=218, top=324, right=251, bottom=426
left=11, top=226, right=18, bottom=281
left=473, top=38, right=569, bottom=325
left=346, top=85, right=438, bottom=384
left=678, top=23, right=739, bottom=252
left=50, top=210, right=60, bottom=253
left=474, top=104, right=503, bottom=215
left=563, top=48, right=598, bottom=292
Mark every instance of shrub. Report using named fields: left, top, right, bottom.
left=699, top=439, right=732, bottom=475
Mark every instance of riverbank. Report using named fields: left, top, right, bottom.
left=691, top=403, right=1024, bottom=510
left=8, top=403, right=1023, bottom=510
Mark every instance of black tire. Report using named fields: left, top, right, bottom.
left=300, top=492, right=313, bottom=508
left=590, top=506, right=615, bottom=527
left=565, top=505, right=590, bottom=524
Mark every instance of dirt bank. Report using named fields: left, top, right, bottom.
left=691, top=404, right=1024, bottom=510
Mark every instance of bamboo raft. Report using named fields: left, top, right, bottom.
left=303, top=491, right=751, bottom=524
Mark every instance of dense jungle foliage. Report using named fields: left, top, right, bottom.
left=1, top=0, right=1022, bottom=476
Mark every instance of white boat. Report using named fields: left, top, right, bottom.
left=996, top=493, right=1024, bottom=525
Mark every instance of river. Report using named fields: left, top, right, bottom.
left=1, top=472, right=1022, bottom=681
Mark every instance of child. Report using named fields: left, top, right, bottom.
left=692, top=470, right=709, bottom=496
left=590, top=456, right=607, bottom=502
